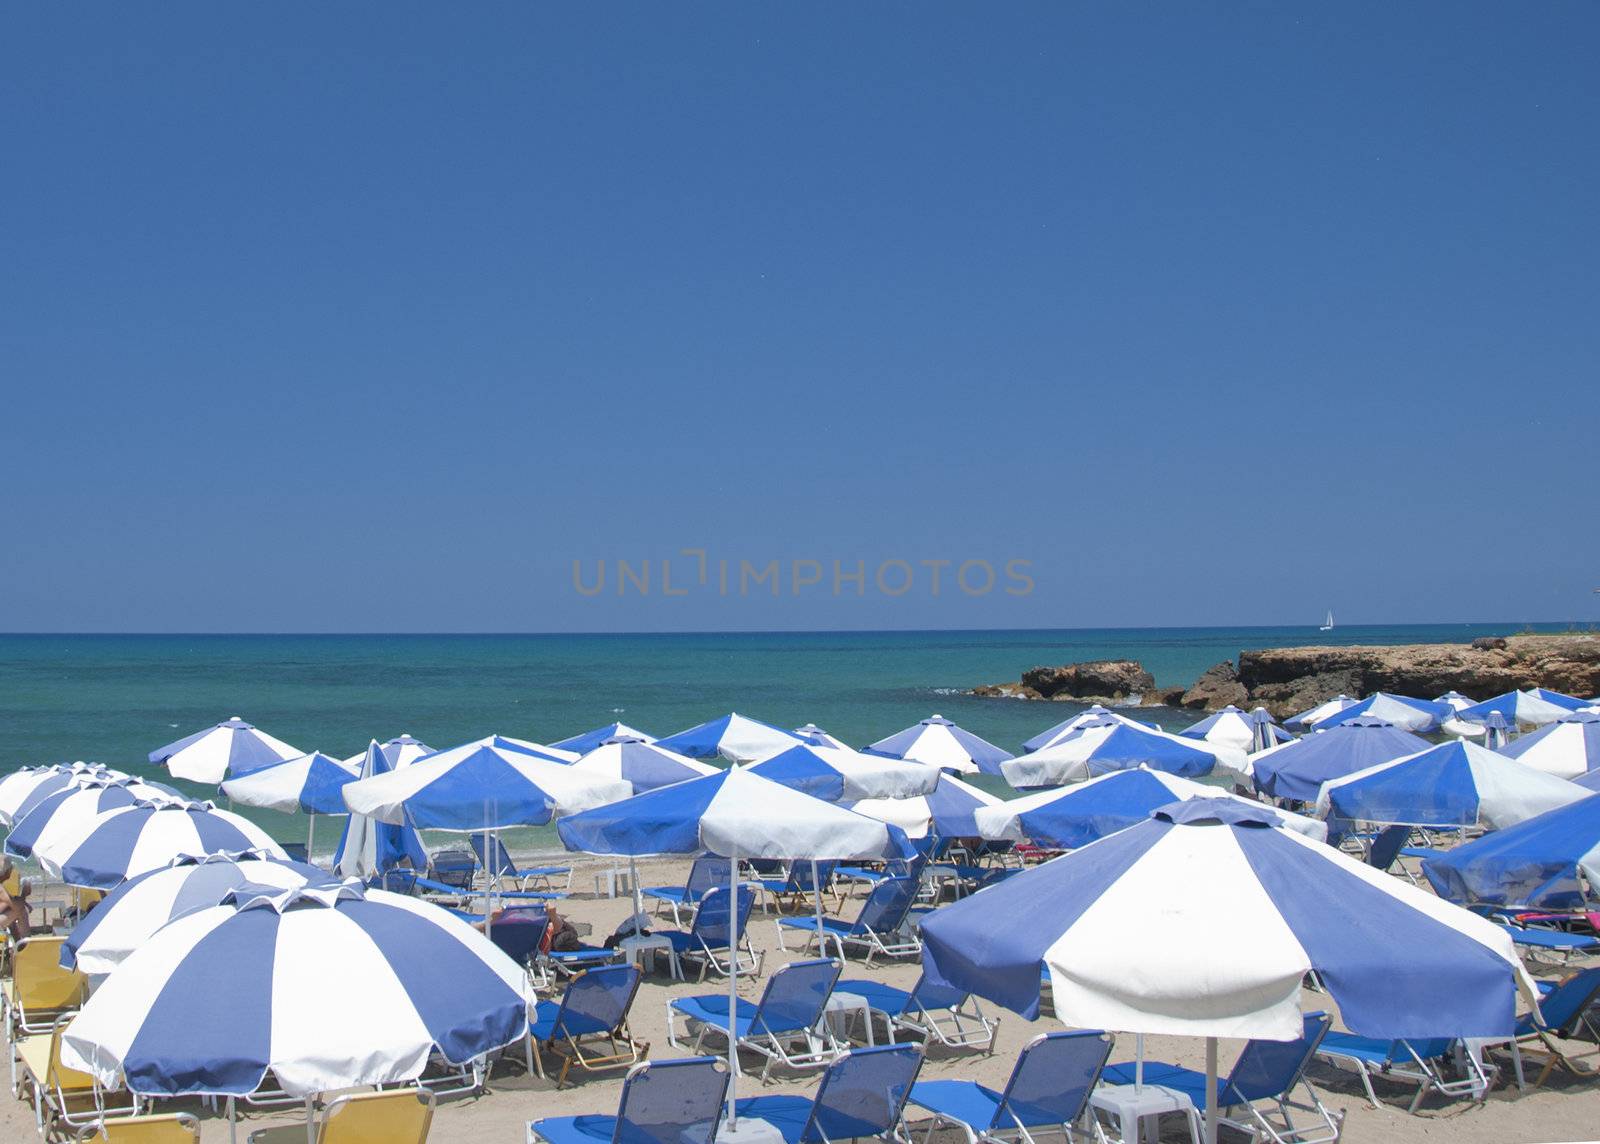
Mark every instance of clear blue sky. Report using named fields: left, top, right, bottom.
left=3, top=5, right=1596, bottom=633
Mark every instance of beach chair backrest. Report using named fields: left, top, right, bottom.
left=317, top=1086, right=435, bottom=1144
left=688, top=884, right=756, bottom=949
left=430, top=848, right=477, bottom=889
left=89, top=1112, right=201, bottom=1142
left=2, top=865, right=20, bottom=896
left=46, top=1017, right=97, bottom=1096
left=469, top=832, right=518, bottom=879
left=905, top=972, right=969, bottom=1015
left=855, top=877, right=916, bottom=934
left=754, top=958, right=842, bottom=1036
left=488, top=912, right=548, bottom=966
left=555, top=964, right=642, bottom=1039
left=685, top=855, right=732, bottom=899
left=613, top=1056, right=729, bottom=1144
left=14, top=936, right=87, bottom=1012
left=1537, top=967, right=1600, bottom=1033
left=1225, top=1012, right=1331, bottom=1102
left=792, top=860, right=837, bottom=894
left=1367, top=825, right=1411, bottom=872
left=805, top=1043, right=924, bottom=1144
left=994, top=1030, right=1112, bottom=1130
left=375, top=868, right=419, bottom=895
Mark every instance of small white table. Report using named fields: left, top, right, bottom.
left=617, top=933, right=680, bottom=980
left=820, top=991, right=875, bottom=1046
left=1088, top=1083, right=1199, bottom=1144
left=593, top=866, right=634, bottom=899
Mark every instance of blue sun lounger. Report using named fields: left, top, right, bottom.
left=643, top=855, right=734, bottom=926
left=734, top=1043, right=924, bottom=1144
left=527, top=1055, right=728, bottom=1144
left=1316, top=1032, right=1489, bottom=1112
left=668, top=958, right=843, bottom=1081
left=1504, top=967, right=1600, bottom=1088
left=775, top=877, right=921, bottom=965
left=904, top=1029, right=1111, bottom=1144
left=1105, top=1013, right=1339, bottom=1143
left=525, top=963, right=646, bottom=1088
left=836, top=973, right=999, bottom=1052
left=657, top=883, right=761, bottom=981
left=1497, top=923, right=1600, bottom=963
left=471, top=832, right=572, bottom=895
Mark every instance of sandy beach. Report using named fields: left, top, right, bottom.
left=7, top=851, right=1595, bottom=1144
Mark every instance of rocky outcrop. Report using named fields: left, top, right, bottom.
left=972, top=634, right=1600, bottom=716
left=1018, top=659, right=1154, bottom=703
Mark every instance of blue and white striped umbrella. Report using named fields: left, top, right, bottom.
left=36, top=801, right=287, bottom=889
left=1528, top=688, right=1592, bottom=713
left=1178, top=706, right=1293, bottom=754
left=0, top=763, right=123, bottom=827
left=62, top=852, right=331, bottom=978
left=332, top=742, right=426, bottom=881
left=793, top=723, right=848, bottom=749
left=1436, top=690, right=1475, bottom=714
left=976, top=768, right=1327, bottom=848
left=749, top=744, right=941, bottom=801
left=1424, top=793, right=1600, bottom=910
left=342, top=741, right=630, bottom=831
left=1315, top=740, right=1589, bottom=830
left=846, top=774, right=1003, bottom=840
left=1248, top=719, right=1431, bottom=802
left=568, top=739, right=719, bottom=793
left=59, top=882, right=530, bottom=1098
left=866, top=714, right=1014, bottom=776
left=1021, top=706, right=1154, bottom=754
left=1454, top=690, right=1574, bottom=729
left=220, top=751, right=360, bottom=815
left=549, top=722, right=656, bottom=754
left=1283, top=694, right=1357, bottom=731
left=922, top=798, right=1535, bottom=1040
left=4, top=777, right=185, bottom=860
left=341, top=734, right=435, bottom=771
left=652, top=712, right=807, bottom=763
left=1305, top=692, right=1450, bottom=733
left=149, top=717, right=302, bottom=784
left=1501, top=711, right=1600, bottom=779
left=1002, top=719, right=1231, bottom=788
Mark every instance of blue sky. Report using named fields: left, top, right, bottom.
left=3, top=5, right=1596, bottom=632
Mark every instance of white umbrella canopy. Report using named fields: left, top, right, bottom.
left=747, top=744, right=941, bottom=800
left=340, top=734, right=435, bottom=771
left=0, top=763, right=125, bottom=826
left=149, top=717, right=302, bottom=784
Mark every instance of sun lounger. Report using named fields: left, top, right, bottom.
left=657, top=884, right=762, bottom=982
left=756, top=860, right=839, bottom=914
left=776, top=877, right=921, bottom=965
left=1316, top=1031, right=1488, bottom=1113
left=16, top=1015, right=138, bottom=1136
left=5, top=935, right=90, bottom=1095
left=527, top=1056, right=728, bottom=1144
left=470, top=832, right=572, bottom=894
left=526, top=963, right=647, bottom=1088
left=248, top=1086, right=435, bottom=1144
left=734, top=1043, right=924, bottom=1143
left=1106, top=1012, right=1340, bottom=1143
left=836, top=973, right=999, bottom=1052
left=643, top=855, right=734, bottom=927
left=904, top=1029, right=1112, bottom=1144
left=1501, top=967, right=1600, bottom=1087
left=1497, top=923, right=1600, bottom=963
left=72, top=1112, right=200, bottom=1142
left=667, top=958, right=844, bottom=1081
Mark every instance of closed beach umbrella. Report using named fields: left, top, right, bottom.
left=60, top=882, right=530, bottom=1102
left=1250, top=707, right=1281, bottom=753
left=1284, top=694, right=1356, bottom=731
left=793, top=723, right=848, bottom=749
left=1022, top=706, right=1153, bottom=754
left=549, top=722, right=655, bottom=754
left=341, top=734, right=434, bottom=771
left=866, top=714, right=1014, bottom=776
left=62, top=852, right=331, bottom=978
left=1455, top=690, right=1574, bottom=730
left=1308, top=692, right=1449, bottom=733
left=567, top=738, right=719, bottom=793
left=222, top=750, right=362, bottom=863
left=921, top=799, right=1534, bottom=1144
left=1315, top=741, right=1589, bottom=830
left=976, top=767, right=1327, bottom=847
left=1423, top=793, right=1600, bottom=910
left=1481, top=712, right=1513, bottom=751
left=1500, top=711, right=1600, bottom=779
left=1179, top=706, right=1292, bottom=753
left=749, top=744, right=941, bottom=800
left=150, top=717, right=302, bottom=784
left=332, top=742, right=426, bottom=881
left=652, top=712, right=806, bottom=763
left=36, top=801, right=287, bottom=889
left=558, top=766, right=911, bottom=1128
left=0, top=763, right=123, bottom=826
left=4, top=777, right=185, bottom=860
left=1248, top=719, right=1431, bottom=803
left=1002, top=719, right=1227, bottom=788
left=846, top=774, right=1002, bottom=840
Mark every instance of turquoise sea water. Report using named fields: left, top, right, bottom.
left=0, top=623, right=1582, bottom=851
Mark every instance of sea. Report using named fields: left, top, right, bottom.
left=0, top=623, right=1582, bottom=854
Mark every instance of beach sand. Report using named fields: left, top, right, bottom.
left=5, top=853, right=1597, bottom=1143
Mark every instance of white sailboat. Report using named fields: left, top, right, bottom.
left=1319, top=610, right=1335, bottom=631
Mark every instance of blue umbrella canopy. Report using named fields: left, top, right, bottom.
left=1178, top=706, right=1293, bottom=752
left=1021, top=706, right=1152, bottom=754
left=748, top=744, right=940, bottom=801
left=4, top=777, right=184, bottom=859
left=567, top=738, right=718, bottom=793
left=845, top=774, right=1002, bottom=840
left=548, top=722, right=656, bottom=754
left=1248, top=719, right=1431, bottom=802
left=220, top=751, right=360, bottom=815
left=651, top=713, right=806, bottom=763
left=1308, top=693, right=1450, bottom=733
left=1455, top=690, right=1574, bottom=729
left=1002, top=719, right=1225, bottom=788
left=1423, top=793, right=1600, bottom=910
left=1500, top=711, right=1600, bottom=780
left=866, top=714, right=1013, bottom=776
left=1284, top=695, right=1357, bottom=731
left=149, top=717, right=302, bottom=784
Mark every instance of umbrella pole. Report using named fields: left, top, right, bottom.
left=306, top=813, right=316, bottom=867
left=1134, top=1033, right=1144, bottom=1092
left=305, top=1094, right=316, bottom=1144
left=227, top=1096, right=237, bottom=1144
left=630, top=856, right=644, bottom=919
left=812, top=859, right=825, bottom=948
left=726, top=841, right=740, bottom=1129
left=1204, top=1036, right=1219, bottom=1144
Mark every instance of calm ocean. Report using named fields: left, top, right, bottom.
left=0, top=624, right=1578, bottom=851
